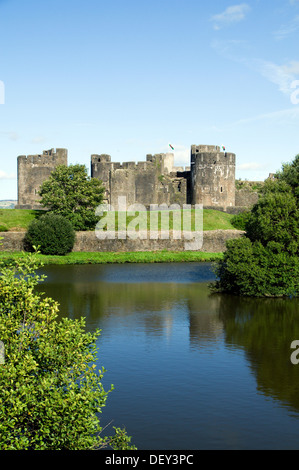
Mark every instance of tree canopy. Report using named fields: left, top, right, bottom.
left=39, top=164, right=104, bottom=231
left=213, top=154, right=299, bottom=297
left=0, top=247, right=136, bottom=450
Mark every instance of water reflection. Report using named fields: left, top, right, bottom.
left=35, top=263, right=299, bottom=448
left=218, top=294, right=299, bottom=414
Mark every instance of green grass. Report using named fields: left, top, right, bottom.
left=0, top=208, right=236, bottom=232
left=0, top=250, right=223, bottom=265
left=202, top=209, right=235, bottom=230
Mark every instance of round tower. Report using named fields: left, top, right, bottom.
left=190, top=145, right=236, bottom=207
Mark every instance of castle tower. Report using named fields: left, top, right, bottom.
left=91, top=154, right=112, bottom=204
left=16, top=148, right=68, bottom=209
left=190, top=145, right=235, bottom=207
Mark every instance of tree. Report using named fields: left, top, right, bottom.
left=213, top=154, right=299, bottom=297
left=39, top=164, right=104, bottom=231
left=0, top=247, right=136, bottom=450
left=275, top=154, right=299, bottom=200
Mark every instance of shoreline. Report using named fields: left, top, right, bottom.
left=0, top=250, right=223, bottom=265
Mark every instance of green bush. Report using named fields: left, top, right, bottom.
left=25, top=213, right=75, bottom=255
left=213, top=154, right=299, bottom=297
left=0, top=246, right=136, bottom=450
left=230, top=211, right=251, bottom=231
left=245, top=188, right=298, bottom=254
left=213, top=237, right=299, bottom=297
left=0, top=225, right=8, bottom=232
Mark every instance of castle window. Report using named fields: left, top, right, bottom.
left=220, top=187, right=223, bottom=193
left=98, top=158, right=101, bottom=162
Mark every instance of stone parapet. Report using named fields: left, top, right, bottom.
left=0, top=230, right=244, bottom=253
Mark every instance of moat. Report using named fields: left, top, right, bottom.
left=36, top=262, right=299, bottom=450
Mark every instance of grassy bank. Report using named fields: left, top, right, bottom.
left=0, top=208, right=236, bottom=232
left=0, top=250, right=223, bottom=265
left=0, top=209, right=44, bottom=231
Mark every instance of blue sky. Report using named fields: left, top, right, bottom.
left=0, top=0, right=299, bottom=199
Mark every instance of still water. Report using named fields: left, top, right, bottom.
left=36, top=262, right=299, bottom=450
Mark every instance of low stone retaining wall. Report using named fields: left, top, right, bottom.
left=0, top=229, right=244, bottom=253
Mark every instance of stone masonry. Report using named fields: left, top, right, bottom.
left=16, top=145, right=240, bottom=211
left=15, top=148, right=68, bottom=209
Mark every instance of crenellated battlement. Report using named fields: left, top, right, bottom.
left=16, top=149, right=68, bottom=209
left=16, top=144, right=237, bottom=210
left=18, top=148, right=68, bottom=166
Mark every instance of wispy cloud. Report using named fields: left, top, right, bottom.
left=0, top=170, right=16, bottom=180
left=160, top=144, right=190, bottom=168
left=211, top=39, right=299, bottom=99
left=256, top=59, right=299, bottom=95
left=230, top=106, right=299, bottom=127
left=237, top=162, right=267, bottom=171
left=31, top=136, right=46, bottom=144
left=274, top=14, right=299, bottom=39
left=211, top=4, right=250, bottom=30
left=0, top=131, right=19, bottom=141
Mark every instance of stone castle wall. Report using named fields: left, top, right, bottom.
left=15, top=148, right=68, bottom=209
left=191, top=145, right=236, bottom=207
left=15, top=144, right=259, bottom=212
left=0, top=229, right=244, bottom=253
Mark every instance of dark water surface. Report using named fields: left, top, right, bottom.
left=36, top=262, right=299, bottom=450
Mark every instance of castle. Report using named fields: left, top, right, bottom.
left=16, top=145, right=243, bottom=211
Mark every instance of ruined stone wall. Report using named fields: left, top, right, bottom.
left=15, top=144, right=256, bottom=213
left=16, top=148, right=68, bottom=209
left=91, top=152, right=190, bottom=209
left=0, top=229, right=244, bottom=253
left=235, top=189, right=259, bottom=207
left=191, top=145, right=235, bottom=208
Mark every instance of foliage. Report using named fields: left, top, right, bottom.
left=275, top=154, right=299, bottom=200
left=235, top=179, right=263, bottom=192
left=25, top=213, right=75, bottom=256
left=213, top=154, right=299, bottom=297
left=230, top=210, right=251, bottom=231
left=38, top=164, right=105, bottom=231
left=245, top=186, right=298, bottom=254
left=213, top=237, right=298, bottom=297
left=0, top=249, right=136, bottom=450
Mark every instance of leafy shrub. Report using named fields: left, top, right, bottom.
left=245, top=188, right=299, bottom=254
left=213, top=237, right=299, bottom=297
left=0, top=249, right=136, bottom=450
left=25, top=213, right=75, bottom=255
left=213, top=154, right=299, bottom=297
left=0, top=225, right=8, bottom=232
left=230, top=211, right=251, bottom=231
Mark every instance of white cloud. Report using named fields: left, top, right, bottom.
left=211, top=38, right=299, bottom=98
left=230, top=106, right=299, bottom=126
left=274, top=14, right=299, bottom=39
left=31, top=136, right=46, bottom=144
left=257, top=60, right=297, bottom=94
left=162, top=144, right=190, bottom=168
left=0, top=131, right=19, bottom=141
left=0, top=170, right=16, bottom=180
left=211, top=4, right=250, bottom=30
left=237, top=162, right=266, bottom=171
